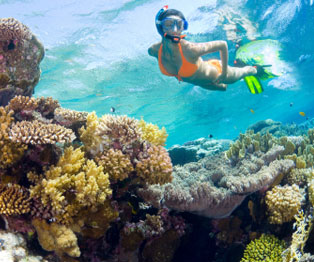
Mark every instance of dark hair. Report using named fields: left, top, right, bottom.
left=158, top=9, right=186, bottom=21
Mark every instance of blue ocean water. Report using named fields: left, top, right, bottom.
left=1, top=0, right=314, bottom=147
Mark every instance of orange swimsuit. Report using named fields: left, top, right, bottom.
left=158, top=43, right=222, bottom=82
left=158, top=43, right=198, bottom=81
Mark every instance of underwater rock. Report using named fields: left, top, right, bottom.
left=0, top=18, right=44, bottom=106
left=168, top=138, right=232, bottom=165
left=0, top=230, right=47, bottom=262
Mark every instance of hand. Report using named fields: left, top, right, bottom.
left=215, top=73, right=227, bottom=84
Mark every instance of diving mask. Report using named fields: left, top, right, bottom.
left=160, top=17, right=185, bottom=31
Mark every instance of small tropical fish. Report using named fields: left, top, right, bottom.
left=290, top=102, right=293, bottom=107
left=0, top=239, right=4, bottom=247
left=299, top=112, right=306, bottom=117
left=208, top=134, right=213, bottom=138
left=110, top=107, right=115, bottom=113
left=250, top=109, right=255, bottom=114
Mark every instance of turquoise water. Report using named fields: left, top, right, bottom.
left=1, top=0, right=314, bottom=147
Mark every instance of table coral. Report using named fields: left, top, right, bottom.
left=241, top=234, right=285, bottom=262
left=28, top=146, right=112, bottom=224
left=140, top=145, right=294, bottom=218
left=0, top=184, right=31, bottom=215
left=265, top=184, right=303, bottom=224
left=9, top=120, right=75, bottom=144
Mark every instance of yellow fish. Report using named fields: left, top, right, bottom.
left=250, top=109, right=255, bottom=114
left=299, top=112, right=306, bottom=117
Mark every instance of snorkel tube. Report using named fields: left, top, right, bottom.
left=155, top=6, right=188, bottom=43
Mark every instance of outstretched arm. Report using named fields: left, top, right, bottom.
left=148, top=43, right=161, bottom=59
left=188, top=40, right=228, bottom=77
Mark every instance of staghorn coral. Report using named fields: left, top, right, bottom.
left=28, top=146, right=112, bottom=224
left=137, top=118, right=168, bottom=146
left=136, top=144, right=173, bottom=185
left=32, top=218, right=80, bottom=258
left=0, top=183, right=31, bottom=215
left=265, top=184, right=303, bottom=224
left=0, top=106, right=27, bottom=168
left=7, top=95, right=38, bottom=113
left=95, top=148, right=134, bottom=182
left=9, top=120, right=75, bottom=144
left=54, top=107, right=88, bottom=126
left=0, top=18, right=32, bottom=41
left=241, top=234, right=285, bottom=262
left=140, top=145, right=294, bottom=218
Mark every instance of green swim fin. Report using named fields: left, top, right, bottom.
left=244, top=76, right=263, bottom=94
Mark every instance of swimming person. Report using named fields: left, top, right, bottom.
left=148, top=6, right=258, bottom=91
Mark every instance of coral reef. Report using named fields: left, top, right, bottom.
left=9, top=120, right=75, bottom=144
left=265, top=184, right=303, bottom=224
left=32, top=219, right=80, bottom=258
left=0, top=18, right=44, bottom=106
left=136, top=144, right=173, bottom=185
left=28, top=146, right=112, bottom=224
left=0, top=183, right=31, bottom=215
left=0, top=106, right=27, bottom=168
left=140, top=145, right=294, bottom=218
left=241, top=234, right=286, bottom=262
left=0, top=230, right=47, bottom=262
left=137, top=118, right=168, bottom=146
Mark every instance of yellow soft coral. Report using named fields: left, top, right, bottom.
left=265, top=184, right=302, bottom=224
left=241, top=234, right=285, bottom=262
left=79, top=112, right=101, bottom=154
left=137, top=118, right=168, bottom=146
left=32, top=219, right=80, bottom=258
left=29, top=146, right=112, bottom=224
left=136, top=144, right=173, bottom=185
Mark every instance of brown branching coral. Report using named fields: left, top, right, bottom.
left=54, top=107, right=88, bottom=126
left=7, top=95, right=38, bottom=113
left=36, top=96, right=60, bottom=116
left=95, top=148, right=134, bottom=182
left=0, top=183, right=31, bottom=215
left=28, top=146, right=112, bottom=224
left=0, top=18, right=32, bottom=41
left=97, top=114, right=141, bottom=147
left=0, top=106, right=27, bottom=168
left=9, top=120, right=75, bottom=144
left=136, top=144, right=173, bottom=185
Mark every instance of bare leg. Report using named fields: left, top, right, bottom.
left=223, top=65, right=257, bottom=84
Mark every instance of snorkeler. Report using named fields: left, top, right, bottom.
left=148, top=6, right=258, bottom=91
